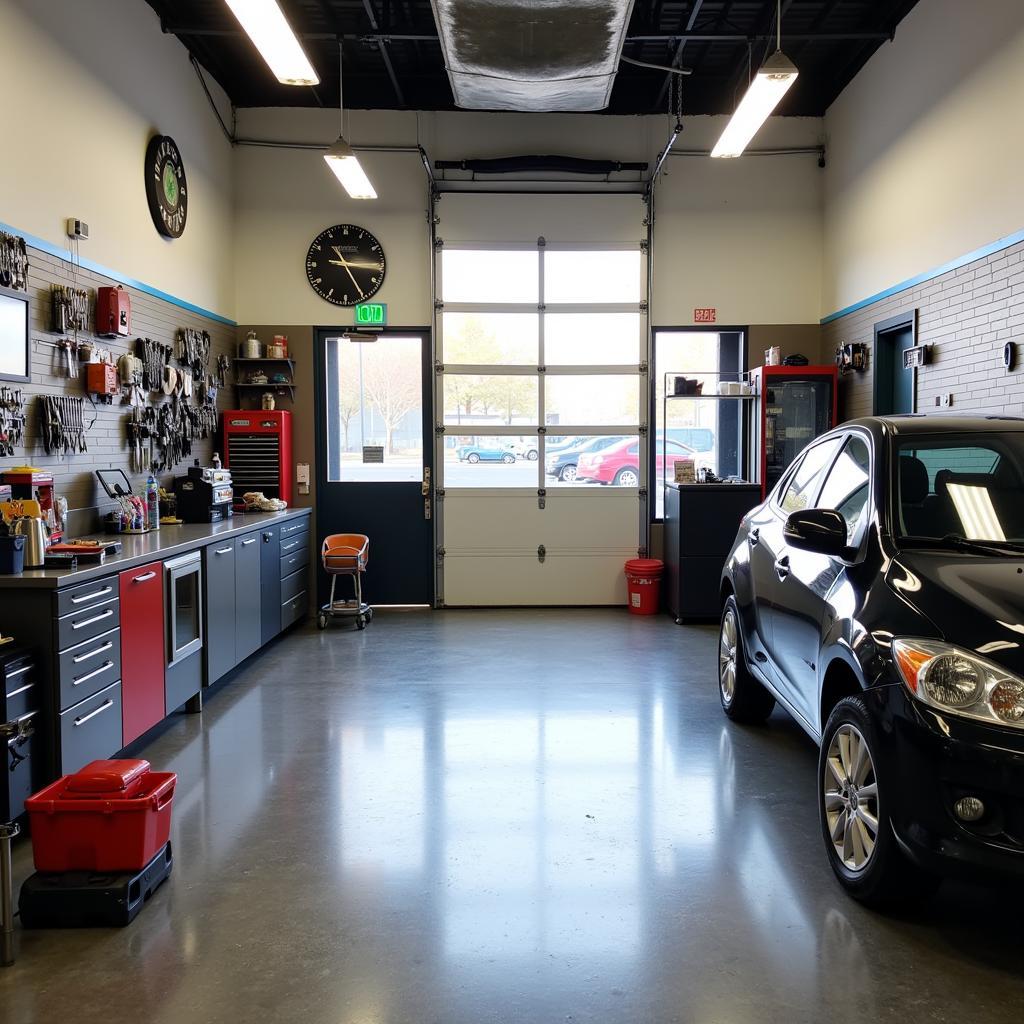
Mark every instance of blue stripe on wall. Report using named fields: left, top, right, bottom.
left=821, top=227, right=1024, bottom=325
left=0, top=219, right=236, bottom=327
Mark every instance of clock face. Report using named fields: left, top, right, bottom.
left=306, top=225, right=386, bottom=307
left=145, top=135, right=188, bottom=238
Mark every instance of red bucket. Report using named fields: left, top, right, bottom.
left=624, top=558, right=664, bottom=615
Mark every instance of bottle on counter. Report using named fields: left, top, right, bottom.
left=212, top=452, right=222, bottom=470
left=146, top=474, right=160, bottom=531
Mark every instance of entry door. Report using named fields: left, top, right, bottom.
left=873, top=316, right=916, bottom=414
left=315, top=330, right=433, bottom=605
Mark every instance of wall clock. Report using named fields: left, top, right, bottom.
left=145, top=135, right=188, bottom=238
left=305, top=224, right=386, bottom=307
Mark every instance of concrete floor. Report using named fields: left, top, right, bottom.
left=3, top=609, right=1024, bottom=1023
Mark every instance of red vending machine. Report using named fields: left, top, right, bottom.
left=751, top=365, right=839, bottom=498
left=222, top=410, right=293, bottom=505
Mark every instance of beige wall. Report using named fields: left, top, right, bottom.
left=823, top=0, right=1024, bottom=317
left=0, top=0, right=235, bottom=318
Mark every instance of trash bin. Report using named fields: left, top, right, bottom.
left=624, top=558, right=664, bottom=615
left=0, top=536, right=25, bottom=575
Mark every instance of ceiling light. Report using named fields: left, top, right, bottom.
left=224, top=0, right=319, bottom=86
left=711, top=49, right=798, bottom=158
left=324, top=137, right=378, bottom=200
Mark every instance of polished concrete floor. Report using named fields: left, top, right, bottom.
left=3, top=609, right=1024, bottom=1023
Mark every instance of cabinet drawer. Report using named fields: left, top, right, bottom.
left=281, top=567, right=308, bottom=604
left=4, top=663, right=39, bottom=720
left=279, top=533, right=308, bottom=557
left=281, top=589, right=307, bottom=630
left=279, top=547, right=309, bottom=578
left=279, top=518, right=308, bottom=538
left=59, top=681, right=123, bottom=776
left=57, top=627, right=122, bottom=710
left=56, top=578, right=118, bottom=617
left=57, top=599, right=120, bottom=652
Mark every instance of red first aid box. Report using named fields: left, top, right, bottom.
left=25, top=759, right=176, bottom=873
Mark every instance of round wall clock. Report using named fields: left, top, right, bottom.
left=305, top=224, right=386, bottom=306
left=145, top=135, right=188, bottom=238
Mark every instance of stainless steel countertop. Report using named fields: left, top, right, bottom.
left=0, top=508, right=312, bottom=589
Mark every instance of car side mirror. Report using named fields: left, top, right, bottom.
left=784, top=509, right=849, bottom=557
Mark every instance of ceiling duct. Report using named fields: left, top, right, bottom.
left=429, top=0, right=636, bottom=112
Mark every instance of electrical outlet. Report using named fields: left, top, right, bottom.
left=934, top=393, right=953, bottom=408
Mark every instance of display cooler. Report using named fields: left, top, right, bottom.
left=222, top=410, right=293, bottom=505
left=751, top=365, right=839, bottom=498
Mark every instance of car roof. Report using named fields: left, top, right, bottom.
left=841, top=414, right=1024, bottom=439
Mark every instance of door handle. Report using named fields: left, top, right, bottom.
left=241, top=538, right=257, bottom=546
left=774, top=555, right=791, bottom=580
left=214, top=546, right=233, bottom=555
left=132, top=571, right=157, bottom=582
left=749, top=527, right=760, bottom=546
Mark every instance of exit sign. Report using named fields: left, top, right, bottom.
left=693, top=307, right=717, bottom=324
left=355, top=302, right=387, bottom=326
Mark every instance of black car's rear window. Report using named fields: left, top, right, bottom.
left=896, top=433, right=1024, bottom=542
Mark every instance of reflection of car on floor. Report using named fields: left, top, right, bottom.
left=719, top=415, right=1024, bottom=906
left=545, top=436, right=624, bottom=483
left=577, top=437, right=695, bottom=486
left=456, top=444, right=515, bottom=464
left=502, top=440, right=539, bottom=461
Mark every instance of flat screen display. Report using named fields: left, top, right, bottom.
left=0, top=290, right=29, bottom=381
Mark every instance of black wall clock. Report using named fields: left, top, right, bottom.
left=305, top=224, right=386, bottom=306
left=145, top=135, right=188, bottom=238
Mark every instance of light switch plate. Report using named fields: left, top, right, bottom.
left=296, top=463, right=310, bottom=484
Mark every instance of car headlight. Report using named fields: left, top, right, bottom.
left=893, top=637, right=1024, bottom=728
left=592, top=455, right=604, bottom=465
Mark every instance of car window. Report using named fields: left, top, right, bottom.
left=816, top=436, right=870, bottom=544
left=779, top=439, right=841, bottom=515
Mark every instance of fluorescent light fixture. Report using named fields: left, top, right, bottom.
left=224, top=0, right=319, bottom=86
left=711, top=50, right=798, bottom=158
left=323, top=136, right=377, bottom=200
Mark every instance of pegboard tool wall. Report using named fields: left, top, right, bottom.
left=0, top=242, right=236, bottom=514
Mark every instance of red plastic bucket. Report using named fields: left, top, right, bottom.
left=624, top=558, right=664, bottom=615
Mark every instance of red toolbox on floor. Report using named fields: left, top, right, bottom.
left=25, top=759, right=176, bottom=873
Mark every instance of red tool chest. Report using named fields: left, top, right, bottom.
left=119, top=561, right=165, bottom=746
left=222, top=410, right=293, bottom=505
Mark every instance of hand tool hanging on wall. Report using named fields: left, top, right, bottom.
left=51, top=284, right=89, bottom=334
left=40, top=395, right=88, bottom=456
left=176, top=328, right=211, bottom=377
left=215, top=354, right=230, bottom=388
left=0, top=231, right=28, bottom=290
left=0, top=387, right=25, bottom=456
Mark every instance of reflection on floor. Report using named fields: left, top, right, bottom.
left=3, top=609, right=1023, bottom=1022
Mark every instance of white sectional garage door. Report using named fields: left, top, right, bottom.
left=434, top=194, right=647, bottom=606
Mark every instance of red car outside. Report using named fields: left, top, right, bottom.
left=576, top=437, right=696, bottom=486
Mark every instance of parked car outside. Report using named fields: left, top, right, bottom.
left=545, top=436, right=625, bottom=483
left=456, top=443, right=516, bottom=464
left=502, top=439, right=539, bottom=461
left=577, top=437, right=696, bottom=486
left=719, top=415, right=1024, bottom=905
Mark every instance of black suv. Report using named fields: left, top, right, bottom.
left=720, top=415, right=1024, bottom=904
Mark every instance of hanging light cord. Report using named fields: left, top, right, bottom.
left=338, top=40, right=344, bottom=137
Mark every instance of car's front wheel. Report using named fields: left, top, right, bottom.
left=467, top=453, right=480, bottom=464
left=718, top=596, right=775, bottom=723
left=526, top=449, right=538, bottom=461
left=818, top=696, right=940, bottom=906
left=559, top=464, right=577, bottom=482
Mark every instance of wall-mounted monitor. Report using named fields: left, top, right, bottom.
left=0, top=285, right=30, bottom=383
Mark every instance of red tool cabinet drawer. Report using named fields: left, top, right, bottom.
left=119, top=561, right=165, bottom=746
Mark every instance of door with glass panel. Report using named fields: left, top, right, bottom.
left=315, top=330, right=433, bottom=605
left=436, top=243, right=646, bottom=606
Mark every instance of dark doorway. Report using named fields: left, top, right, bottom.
left=873, top=312, right=916, bottom=415
left=314, top=328, right=434, bottom=606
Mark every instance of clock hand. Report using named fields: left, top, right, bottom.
left=337, top=259, right=364, bottom=299
left=327, top=259, right=382, bottom=270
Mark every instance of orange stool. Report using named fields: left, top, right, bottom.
left=318, top=534, right=373, bottom=630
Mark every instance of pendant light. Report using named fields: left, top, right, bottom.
left=324, top=42, right=377, bottom=200
left=711, top=0, right=799, bottom=159
left=224, top=0, right=319, bottom=86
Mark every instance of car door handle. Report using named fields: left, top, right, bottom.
left=774, top=555, right=791, bottom=580
left=749, top=527, right=760, bottom=546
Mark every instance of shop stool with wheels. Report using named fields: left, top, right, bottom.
left=318, top=533, right=372, bottom=630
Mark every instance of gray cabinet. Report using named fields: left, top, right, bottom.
left=234, top=531, right=262, bottom=662
left=260, top=527, right=281, bottom=644
left=203, top=539, right=236, bottom=684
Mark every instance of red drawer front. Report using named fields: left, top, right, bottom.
left=119, top=561, right=165, bottom=745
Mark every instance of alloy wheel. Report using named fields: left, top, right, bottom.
left=719, top=607, right=737, bottom=704
left=616, top=469, right=639, bottom=487
left=561, top=465, right=577, bottom=482
left=823, top=724, right=880, bottom=873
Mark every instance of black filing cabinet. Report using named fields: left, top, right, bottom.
left=664, top=483, right=761, bottom=623
left=234, top=531, right=262, bottom=663
left=260, top=526, right=281, bottom=644
left=203, top=539, right=236, bottom=684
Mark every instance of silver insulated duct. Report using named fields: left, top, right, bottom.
left=430, top=0, right=636, bottom=112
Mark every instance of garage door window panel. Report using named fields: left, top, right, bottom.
left=441, top=313, right=540, bottom=365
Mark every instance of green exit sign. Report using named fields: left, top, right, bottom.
left=355, top=302, right=387, bottom=326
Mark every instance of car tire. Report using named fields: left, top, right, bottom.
left=613, top=467, right=640, bottom=487
left=467, top=453, right=480, bottom=464
left=527, top=450, right=538, bottom=461
left=718, top=596, right=775, bottom=723
left=502, top=453, right=515, bottom=464
left=818, top=696, right=941, bottom=907
left=559, top=464, right=578, bottom=483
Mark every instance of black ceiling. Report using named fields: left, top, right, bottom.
left=145, top=0, right=921, bottom=116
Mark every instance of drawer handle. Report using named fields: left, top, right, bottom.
left=74, top=699, right=114, bottom=727
left=6, top=681, right=35, bottom=699
left=70, top=586, right=113, bottom=604
left=71, top=609, right=115, bottom=631
left=73, top=661, right=114, bottom=686
left=132, top=571, right=157, bottom=582
left=241, top=538, right=257, bottom=546
left=214, top=546, right=233, bottom=555
left=73, top=640, right=113, bottom=663
left=6, top=664, right=30, bottom=679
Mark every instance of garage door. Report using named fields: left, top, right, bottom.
left=434, top=194, right=647, bottom=606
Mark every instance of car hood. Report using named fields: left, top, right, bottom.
left=887, top=550, right=1024, bottom=674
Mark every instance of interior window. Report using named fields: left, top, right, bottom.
left=779, top=439, right=841, bottom=515
left=816, top=436, right=870, bottom=544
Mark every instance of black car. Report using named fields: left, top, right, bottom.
left=719, top=415, right=1024, bottom=905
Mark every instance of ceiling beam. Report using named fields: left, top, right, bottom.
left=360, top=0, right=406, bottom=107
left=653, top=0, right=707, bottom=112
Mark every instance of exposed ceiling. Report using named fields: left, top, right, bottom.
left=145, top=0, right=922, bottom=116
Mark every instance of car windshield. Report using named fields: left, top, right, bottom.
left=896, top=432, right=1024, bottom=546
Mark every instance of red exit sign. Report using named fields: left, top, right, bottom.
left=693, top=307, right=717, bottom=323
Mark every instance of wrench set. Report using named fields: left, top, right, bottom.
left=0, top=231, right=28, bottom=290
left=0, top=388, right=26, bottom=456
left=50, top=285, right=89, bottom=334
left=40, top=395, right=88, bottom=455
